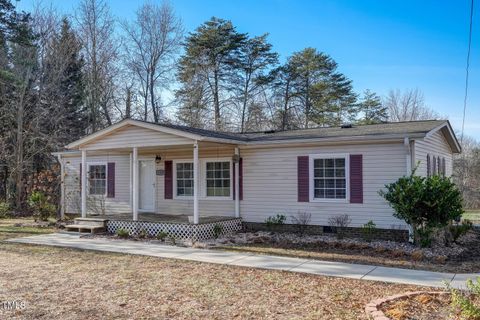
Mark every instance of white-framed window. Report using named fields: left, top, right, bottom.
left=172, top=158, right=233, bottom=200
left=88, top=163, right=107, bottom=196
left=205, top=161, right=231, bottom=197
left=309, top=154, right=349, bottom=202
left=174, top=161, right=194, bottom=197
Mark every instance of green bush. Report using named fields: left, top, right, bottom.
left=379, top=174, right=463, bottom=247
left=213, top=224, right=223, bottom=239
left=0, top=201, right=10, bottom=219
left=138, top=229, right=148, bottom=239
left=116, top=228, right=130, bottom=238
left=27, top=191, right=56, bottom=221
left=265, top=214, right=286, bottom=226
left=328, top=214, right=351, bottom=239
left=450, top=277, right=480, bottom=319
left=361, top=220, right=377, bottom=242
left=449, top=220, right=473, bottom=243
left=156, top=231, right=168, bottom=241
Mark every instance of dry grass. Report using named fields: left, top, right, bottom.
left=0, top=219, right=426, bottom=319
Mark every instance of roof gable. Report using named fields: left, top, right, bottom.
left=66, top=119, right=244, bottom=149
left=79, top=124, right=194, bottom=150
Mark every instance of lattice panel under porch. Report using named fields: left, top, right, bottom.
left=106, top=218, right=242, bottom=240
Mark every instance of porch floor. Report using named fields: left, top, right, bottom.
left=88, top=212, right=237, bottom=224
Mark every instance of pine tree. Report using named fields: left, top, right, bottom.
left=288, top=48, right=357, bottom=128
left=41, top=17, right=86, bottom=146
left=235, top=34, right=278, bottom=132
left=177, top=17, right=247, bottom=130
left=356, top=89, right=388, bottom=124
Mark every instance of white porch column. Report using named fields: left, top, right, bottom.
left=234, top=147, right=240, bottom=218
left=132, top=147, right=139, bottom=221
left=193, top=142, right=199, bottom=224
left=81, top=150, right=87, bottom=218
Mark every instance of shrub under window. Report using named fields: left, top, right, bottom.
left=379, top=174, right=463, bottom=246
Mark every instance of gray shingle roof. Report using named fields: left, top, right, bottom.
left=237, top=120, right=447, bottom=141
left=152, top=120, right=447, bottom=142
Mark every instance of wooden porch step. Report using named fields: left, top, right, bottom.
left=65, top=224, right=106, bottom=234
left=74, top=218, right=108, bottom=227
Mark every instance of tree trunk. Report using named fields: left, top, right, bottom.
left=14, top=67, right=31, bottom=209
left=150, top=71, right=158, bottom=123
left=213, top=70, right=221, bottom=131
left=240, top=79, right=249, bottom=133
left=281, top=79, right=290, bottom=131
left=125, top=87, right=131, bottom=119
left=304, top=76, right=310, bottom=129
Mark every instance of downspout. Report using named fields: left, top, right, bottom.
left=404, top=137, right=414, bottom=243
left=404, top=137, right=412, bottom=175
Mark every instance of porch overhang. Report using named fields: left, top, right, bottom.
left=65, top=119, right=246, bottom=150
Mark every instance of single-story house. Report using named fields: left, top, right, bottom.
left=53, top=119, right=461, bottom=240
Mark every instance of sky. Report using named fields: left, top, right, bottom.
left=17, top=0, right=480, bottom=139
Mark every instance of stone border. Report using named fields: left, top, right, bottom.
left=364, top=291, right=449, bottom=320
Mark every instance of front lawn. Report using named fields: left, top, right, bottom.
left=0, top=219, right=424, bottom=319
left=463, top=209, right=480, bottom=223
left=0, top=218, right=55, bottom=241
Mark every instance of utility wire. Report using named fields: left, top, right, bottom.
left=461, top=0, right=475, bottom=145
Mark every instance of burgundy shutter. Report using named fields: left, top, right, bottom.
left=349, top=154, right=363, bottom=204
left=107, top=162, right=115, bottom=198
left=233, top=158, right=244, bottom=200
left=164, top=160, right=173, bottom=199
left=297, top=156, right=309, bottom=202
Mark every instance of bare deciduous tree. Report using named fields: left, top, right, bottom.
left=384, top=88, right=439, bottom=122
left=122, top=1, right=183, bottom=123
left=76, top=0, right=118, bottom=132
left=453, top=135, right=480, bottom=209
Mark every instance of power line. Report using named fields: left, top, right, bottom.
left=461, top=0, right=475, bottom=145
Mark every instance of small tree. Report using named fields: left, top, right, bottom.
left=27, top=191, right=56, bottom=222
left=380, top=174, right=463, bottom=246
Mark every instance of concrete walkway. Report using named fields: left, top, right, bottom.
left=7, top=233, right=479, bottom=289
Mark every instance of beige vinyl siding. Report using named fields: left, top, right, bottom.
left=63, top=154, right=131, bottom=214
left=414, top=130, right=453, bottom=177
left=239, top=142, right=408, bottom=229
left=62, top=147, right=237, bottom=217
left=82, top=125, right=193, bottom=150
left=61, top=142, right=409, bottom=228
left=154, top=147, right=235, bottom=217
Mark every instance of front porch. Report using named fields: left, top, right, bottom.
left=98, top=212, right=239, bottom=224
left=75, top=213, right=243, bottom=240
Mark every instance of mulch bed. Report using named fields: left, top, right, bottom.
left=208, top=230, right=480, bottom=273
left=378, top=292, right=451, bottom=320
left=82, top=228, right=480, bottom=273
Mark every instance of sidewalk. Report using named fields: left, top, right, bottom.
left=7, top=233, right=478, bottom=289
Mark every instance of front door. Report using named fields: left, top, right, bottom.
left=139, top=160, right=155, bottom=211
